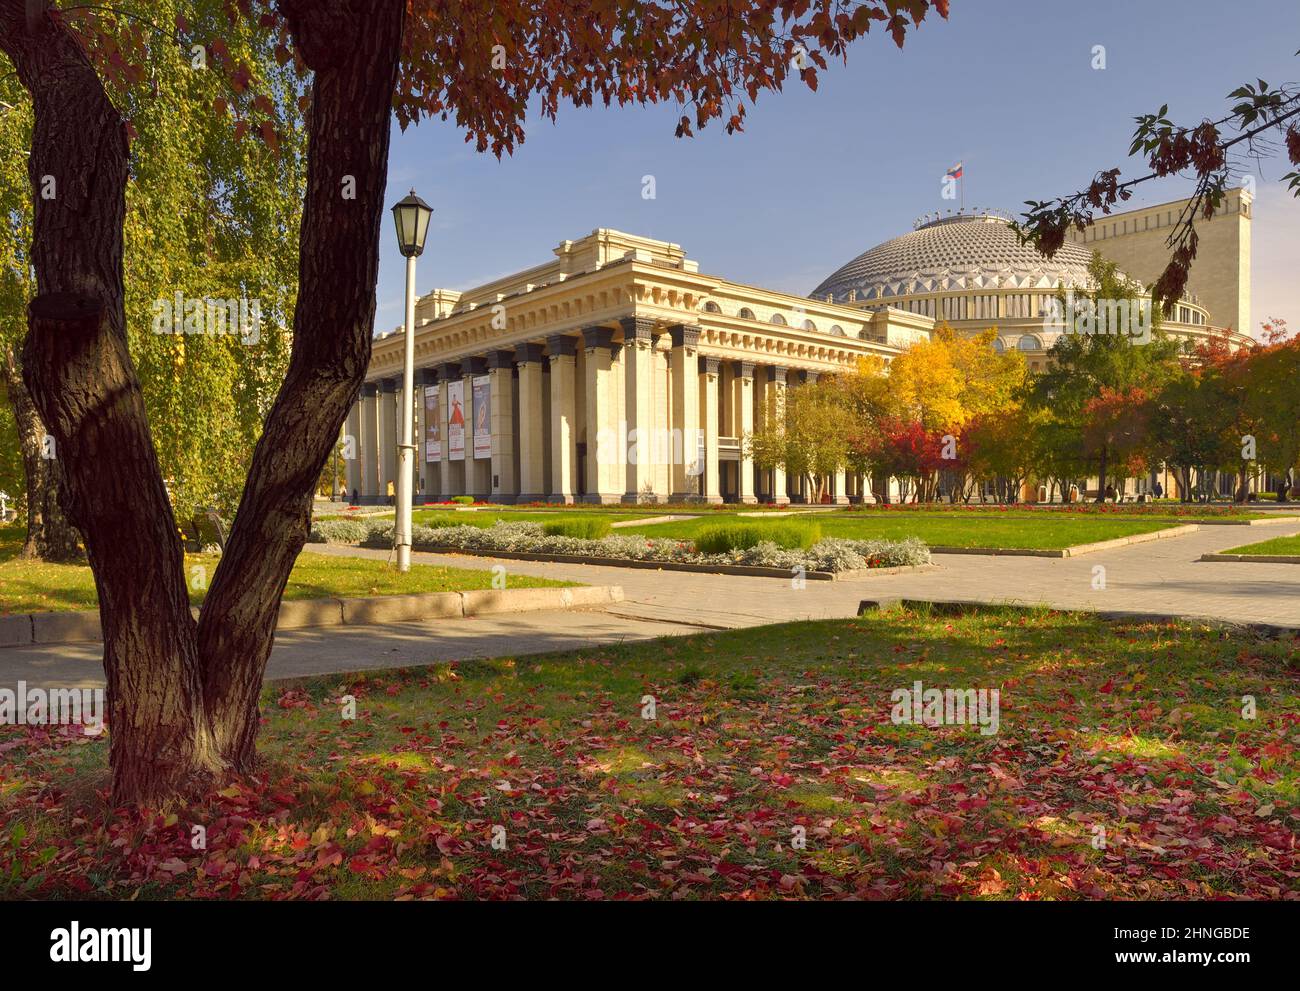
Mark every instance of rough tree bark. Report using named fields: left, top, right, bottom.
left=197, top=0, right=405, bottom=771
left=2, top=343, right=82, bottom=560
left=1, top=0, right=406, bottom=804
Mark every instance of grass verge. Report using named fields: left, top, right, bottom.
left=2, top=607, right=1296, bottom=900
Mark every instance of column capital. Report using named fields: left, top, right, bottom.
left=805, top=370, right=819, bottom=385
left=698, top=354, right=720, bottom=376
left=733, top=360, right=755, bottom=379
left=546, top=334, right=577, bottom=358
left=771, top=366, right=788, bottom=384
left=668, top=324, right=700, bottom=349
left=619, top=316, right=656, bottom=344
left=416, top=368, right=437, bottom=386
left=464, top=356, right=488, bottom=376
left=361, top=382, right=378, bottom=398
left=487, top=349, right=515, bottom=370
left=437, top=361, right=461, bottom=381
left=515, top=341, right=545, bottom=363
left=582, top=326, right=618, bottom=351
left=378, top=377, right=397, bottom=394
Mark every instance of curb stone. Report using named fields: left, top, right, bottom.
left=0, top=584, right=625, bottom=649
left=856, top=597, right=1300, bottom=636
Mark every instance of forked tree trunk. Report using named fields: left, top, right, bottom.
left=26, top=294, right=223, bottom=801
left=3, top=0, right=406, bottom=803
left=197, top=0, right=405, bottom=770
left=3, top=344, right=82, bottom=561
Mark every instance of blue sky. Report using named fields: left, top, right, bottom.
left=375, top=0, right=1300, bottom=335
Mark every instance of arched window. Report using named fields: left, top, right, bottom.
left=738, top=307, right=756, bottom=321
left=829, top=324, right=845, bottom=337
left=703, top=301, right=721, bottom=313
left=802, top=319, right=818, bottom=332
left=769, top=313, right=787, bottom=326
left=992, top=337, right=1005, bottom=353
left=1017, top=334, right=1039, bottom=351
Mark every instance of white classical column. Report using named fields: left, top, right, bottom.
left=669, top=325, right=701, bottom=501
left=583, top=326, right=621, bottom=504
left=463, top=357, right=489, bottom=498
left=698, top=354, right=722, bottom=504
left=377, top=378, right=398, bottom=504
left=547, top=335, right=577, bottom=504
left=487, top=350, right=517, bottom=502
left=345, top=398, right=363, bottom=503
left=833, top=466, right=849, bottom=505
left=515, top=343, right=546, bottom=502
left=768, top=366, right=789, bottom=505
left=438, top=362, right=459, bottom=498
left=621, top=316, right=655, bottom=503
left=360, top=382, right=381, bottom=500
left=413, top=369, right=428, bottom=503
left=732, top=359, right=756, bottom=504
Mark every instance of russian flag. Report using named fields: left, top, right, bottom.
left=945, top=162, right=963, bottom=179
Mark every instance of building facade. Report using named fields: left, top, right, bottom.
left=348, top=229, right=932, bottom=505
left=348, top=193, right=1254, bottom=505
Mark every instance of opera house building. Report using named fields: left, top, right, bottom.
left=346, top=189, right=1254, bottom=505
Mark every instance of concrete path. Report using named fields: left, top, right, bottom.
left=3, top=521, right=1296, bottom=690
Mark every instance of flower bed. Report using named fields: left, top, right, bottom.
left=308, top=518, right=930, bottom=573
left=845, top=501, right=1263, bottom=517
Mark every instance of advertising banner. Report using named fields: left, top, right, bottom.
left=447, top=380, right=465, bottom=462
left=423, top=385, right=440, bottom=462
left=472, top=375, right=491, bottom=460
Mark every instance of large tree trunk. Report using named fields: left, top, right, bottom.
left=197, top=0, right=405, bottom=770
left=1, top=2, right=216, bottom=806
left=3, top=343, right=82, bottom=560
left=2, top=0, right=406, bottom=803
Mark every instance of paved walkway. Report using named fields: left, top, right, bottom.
left=3, top=521, right=1297, bottom=689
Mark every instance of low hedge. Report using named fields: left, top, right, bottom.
left=542, top=517, right=612, bottom=540
left=314, top=519, right=929, bottom=574
left=693, top=521, right=821, bottom=554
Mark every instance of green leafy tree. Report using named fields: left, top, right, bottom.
left=1028, top=256, right=1180, bottom=500
left=0, top=1, right=306, bottom=563
left=748, top=377, right=852, bottom=504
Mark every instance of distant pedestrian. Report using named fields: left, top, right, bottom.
left=1153, top=481, right=1163, bottom=499
left=386, top=479, right=395, bottom=506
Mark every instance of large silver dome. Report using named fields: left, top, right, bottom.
left=810, top=213, right=1098, bottom=305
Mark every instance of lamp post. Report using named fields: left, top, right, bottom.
left=390, top=189, right=434, bottom=572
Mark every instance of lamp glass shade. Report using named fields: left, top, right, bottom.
left=391, top=191, right=433, bottom=257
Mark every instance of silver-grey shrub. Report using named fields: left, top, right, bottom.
left=396, top=520, right=929, bottom=573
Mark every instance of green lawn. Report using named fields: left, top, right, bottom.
left=410, top=509, right=659, bottom=528
left=618, top=512, right=1178, bottom=550
left=0, top=525, right=570, bottom=614
left=1224, top=534, right=1300, bottom=557
left=2, top=607, right=1296, bottom=899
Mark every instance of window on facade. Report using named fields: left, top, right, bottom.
left=738, top=307, right=755, bottom=320
left=992, top=338, right=1005, bottom=353
left=802, top=319, right=817, bottom=332
left=829, top=324, right=845, bottom=336
left=1017, top=334, right=1038, bottom=351
left=770, top=313, right=787, bottom=325
left=703, top=301, right=721, bottom=313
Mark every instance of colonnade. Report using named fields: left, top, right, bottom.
left=345, top=320, right=868, bottom=505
